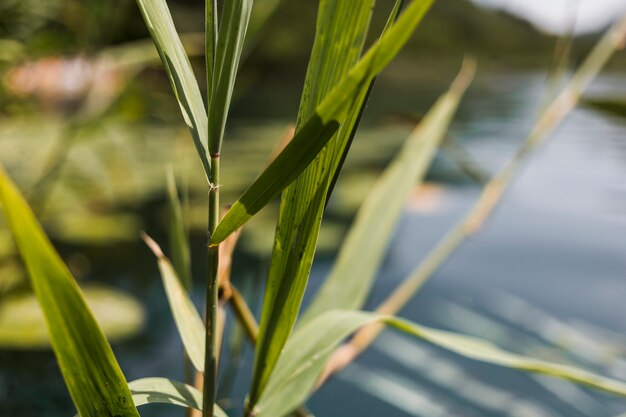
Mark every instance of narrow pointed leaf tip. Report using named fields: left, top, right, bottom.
left=0, top=165, right=139, bottom=417
left=142, top=233, right=206, bottom=371
left=211, top=0, right=435, bottom=244
left=247, top=0, right=379, bottom=406
left=135, top=0, right=210, bottom=177
left=208, top=0, right=254, bottom=152
left=254, top=310, right=626, bottom=417
left=166, top=168, right=192, bottom=290
left=301, top=59, right=475, bottom=323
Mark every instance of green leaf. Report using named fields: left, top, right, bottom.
left=254, top=310, right=626, bottom=417
left=72, top=378, right=228, bottom=417
left=208, top=0, right=253, bottom=152
left=127, top=378, right=229, bottom=417
left=135, top=0, right=211, bottom=177
left=300, top=62, right=475, bottom=324
left=206, top=0, right=217, bottom=101
left=246, top=0, right=377, bottom=406
left=166, top=168, right=192, bottom=290
left=324, top=0, right=406, bottom=201
left=245, top=1, right=435, bottom=408
left=143, top=234, right=205, bottom=372
left=0, top=166, right=139, bottom=417
left=212, top=0, right=434, bottom=243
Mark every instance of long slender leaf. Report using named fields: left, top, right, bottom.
left=254, top=310, right=626, bottom=417
left=71, top=378, right=228, bottom=417
left=212, top=0, right=434, bottom=243
left=324, top=0, right=406, bottom=202
left=206, top=0, right=217, bottom=101
left=166, top=168, right=192, bottom=290
left=0, top=166, right=139, bottom=417
left=246, top=0, right=377, bottom=406
left=300, top=62, right=475, bottom=324
left=135, top=0, right=210, bottom=176
left=127, top=378, right=228, bottom=417
left=208, top=0, right=253, bottom=152
left=143, top=234, right=205, bottom=372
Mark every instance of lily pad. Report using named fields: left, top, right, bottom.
left=0, top=285, right=145, bottom=349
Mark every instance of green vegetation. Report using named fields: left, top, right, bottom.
left=1, top=1, right=626, bottom=417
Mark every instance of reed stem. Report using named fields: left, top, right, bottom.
left=203, top=155, right=220, bottom=417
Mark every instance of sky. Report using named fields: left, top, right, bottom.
left=472, top=0, right=626, bottom=34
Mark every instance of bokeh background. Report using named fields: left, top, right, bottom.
left=1, top=1, right=626, bottom=416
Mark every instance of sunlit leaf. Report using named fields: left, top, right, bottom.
left=143, top=233, right=205, bottom=371
left=324, top=0, right=406, bottom=201
left=135, top=0, right=211, bottom=177
left=72, top=378, right=228, bottom=417
left=254, top=310, right=626, bottom=417
left=301, top=62, right=474, bottom=324
left=166, top=168, right=192, bottom=290
left=128, top=378, right=229, bottom=417
left=246, top=0, right=377, bottom=405
left=212, top=0, right=435, bottom=243
left=0, top=166, right=139, bottom=417
left=208, top=0, right=253, bottom=152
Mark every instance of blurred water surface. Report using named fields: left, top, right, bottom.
left=2, top=72, right=626, bottom=417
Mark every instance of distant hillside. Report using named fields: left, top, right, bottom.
left=247, top=0, right=624, bottom=81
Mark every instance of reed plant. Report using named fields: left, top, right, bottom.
left=1, top=1, right=626, bottom=417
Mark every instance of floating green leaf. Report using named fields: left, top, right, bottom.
left=135, top=0, right=210, bottom=176
left=301, top=61, right=475, bottom=324
left=0, top=166, right=139, bottom=417
left=143, top=233, right=205, bottom=372
left=255, top=310, right=626, bottom=417
left=0, top=285, right=144, bottom=349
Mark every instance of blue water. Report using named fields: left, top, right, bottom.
left=3, top=72, right=626, bottom=417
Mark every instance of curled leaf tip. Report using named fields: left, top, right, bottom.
left=451, top=56, right=477, bottom=94
left=140, top=232, right=165, bottom=258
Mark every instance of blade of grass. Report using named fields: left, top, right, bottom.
left=128, top=378, right=228, bottom=417
left=300, top=60, right=475, bottom=325
left=254, top=310, right=626, bottom=417
left=135, top=0, right=210, bottom=177
left=167, top=167, right=192, bottom=290
left=324, top=0, right=406, bottom=202
left=212, top=0, right=435, bottom=244
left=246, top=0, right=377, bottom=407
left=143, top=233, right=206, bottom=372
left=207, top=0, right=253, bottom=153
left=0, top=166, right=139, bottom=417
left=320, top=12, right=626, bottom=382
left=206, top=0, right=217, bottom=101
